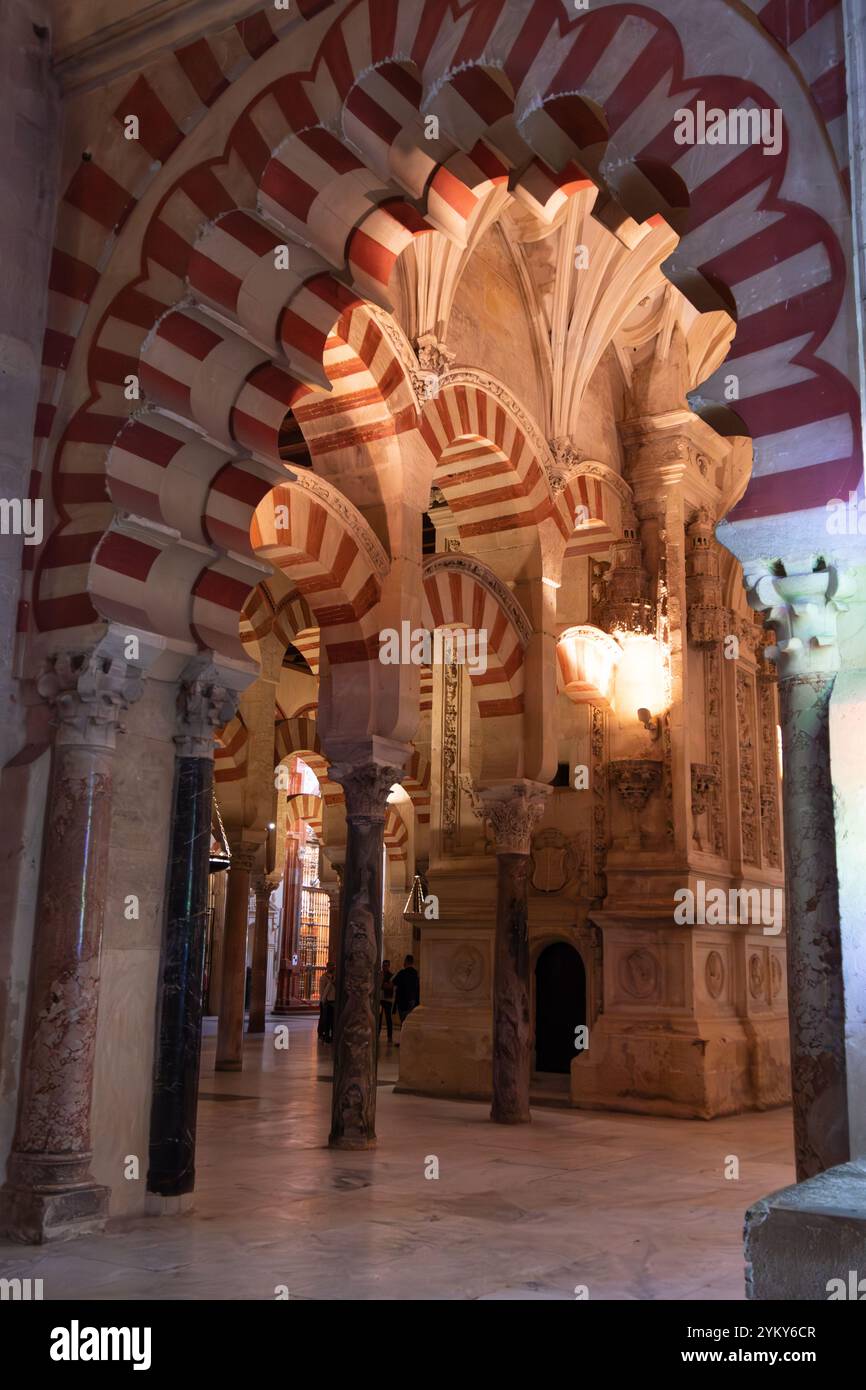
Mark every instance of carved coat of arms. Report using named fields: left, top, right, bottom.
left=529, top=830, right=577, bottom=894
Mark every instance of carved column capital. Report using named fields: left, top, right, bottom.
left=227, top=841, right=259, bottom=874
left=462, top=777, right=551, bottom=855
left=37, top=649, right=143, bottom=751
left=175, top=666, right=240, bottom=759
left=252, top=872, right=280, bottom=900
left=744, top=559, right=856, bottom=679
left=329, top=763, right=404, bottom=824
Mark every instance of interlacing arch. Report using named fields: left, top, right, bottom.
left=29, top=0, right=859, bottom=650
left=421, top=553, right=529, bottom=720
left=253, top=480, right=387, bottom=668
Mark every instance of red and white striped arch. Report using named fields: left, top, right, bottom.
left=421, top=556, right=528, bottom=720
left=29, top=0, right=861, bottom=651
left=420, top=378, right=553, bottom=541
left=286, top=792, right=324, bottom=838
left=384, top=802, right=410, bottom=867
left=214, top=710, right=249, bottom=785
left=253, top=481, right=386, bottom=668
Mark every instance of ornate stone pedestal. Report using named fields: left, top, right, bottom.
left=0, top=649, right=141, bottom=1242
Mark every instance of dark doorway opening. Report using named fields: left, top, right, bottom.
left=534, top=942, right=586, bottom=1075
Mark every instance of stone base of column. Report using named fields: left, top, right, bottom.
left=0, top=1153, right=109, bottom=1244
left=744, top=1161, right=866, bottom=1299
left=145, top=1191, right=195, bottom=1218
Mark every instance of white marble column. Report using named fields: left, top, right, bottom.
left=747, top=559, right=855, bottom=1179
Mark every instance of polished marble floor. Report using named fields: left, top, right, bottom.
left=0, top=1018, right=795, bottom=1300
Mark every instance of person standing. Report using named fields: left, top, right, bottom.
left=393, top=954, right=420, bottom=1041
left=319, top=961, right=336, bottom=1043
left=379, top=960, right=395, bottom=1044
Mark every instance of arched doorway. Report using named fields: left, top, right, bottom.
left=535, top=943, right=586, bottom=1075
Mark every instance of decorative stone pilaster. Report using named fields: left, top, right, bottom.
left=464, top=780, right=551, bottom=1124
left=690, top=763, right=719, bottom=849
left=148, top=667, right=239, bottom=1198
left=215, top=841, right=260, bottom=1072
left=328, top=761, right=404, bottom=1149
left=0, top=649, right=142, bottom=1242
left=746, top=558, right=855, bottom=1179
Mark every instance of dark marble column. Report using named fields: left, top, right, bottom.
left=148, top=670, right=238, bottom=1198
left=747, top=561, right=853, bottom=1179
left=466, top=781, right=550, bottom=1124
left=273, top=830, right=301, bottom=1014
left=215, top=842, right=258, bottom=1071
left=0, top=649, right=142, bottom=1242
left=248, top=876, right=278, bottom=1034
left=328, top=762, right=404, bottom=1150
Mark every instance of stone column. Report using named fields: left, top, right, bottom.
left=747, top=560, right=855, bottom=1179
left=466, top=780, right=550, bottom=1124
left=148, top=668, right=238, bottom=1198
left=273, top=830, right=302, bottom=1014
left=328, top=761, right=404, bottom=1150
left=0, top=649, right=142, bottom=1242
left=215, top=842, right=258, bottom=1071
left=248, top=876, right=278, bottom=1034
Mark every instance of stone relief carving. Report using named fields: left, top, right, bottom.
left=749, top=952, right=766, bottom=1000
left=705, top=950, right=725, bottom=999
left=591, top=705, right=608, bottom=900
left=176, top=668, right=240, bottom=760
left=758, top=673, right=782, bottom=869
left=736, top=670, right=760, bottom=866
left=39, top=649, right=144, bottom=751
left=529, top=829, right=586, bottom=894
left=462, top=778, right=550, bottom=855
left=449, top=945, right=484, bottom=993
left=685, top=507, right=726, bottom=646
left=330, top=763, right=405, bottom=823
left=703, top=646, right=727, bottom=857
left=619, top=948, right=659, bottom=1000
left=770, top=954, right=784, bottom=1000
left=441, top=661, right=461, bottom=844
left=690, top=762, right=719, bottom=850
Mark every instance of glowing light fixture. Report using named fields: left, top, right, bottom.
left=557, top=625, right=622, bottom=708
left=613, top=631, right=667, bottom=725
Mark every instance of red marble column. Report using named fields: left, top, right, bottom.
left=328, top=761, right=403, bottom=1150
left=215, top=843, right=257, bottom=1071
left=467, top=781, right=550, bottom=1124
left=273, top=831, right=302, bottom=1014
left=0, top=650, right=142, bottom=1242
